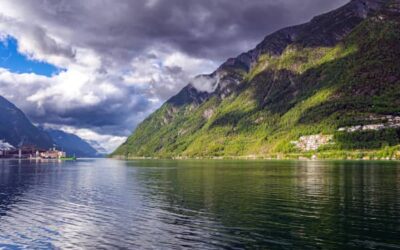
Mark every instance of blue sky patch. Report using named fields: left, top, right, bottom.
left=0, top=36, right=63, bottom=77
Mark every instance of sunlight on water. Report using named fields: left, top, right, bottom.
left=0, top=159, right=399, bottom=249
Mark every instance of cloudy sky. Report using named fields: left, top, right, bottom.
left=0, top=0, right=348, bottom=152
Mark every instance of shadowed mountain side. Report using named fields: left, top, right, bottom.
left=0, top=96, right=53, bottom=149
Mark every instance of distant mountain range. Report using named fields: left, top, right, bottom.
left=112, top=0, right=400, bottom=159
left=43, top=128, right=104, bottom=158
left=0, top=95, right=104, bottom=157
left=87, top=140, right=108, bottom=155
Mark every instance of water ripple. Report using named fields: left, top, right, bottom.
left=0, top=159, right=399, bottom=249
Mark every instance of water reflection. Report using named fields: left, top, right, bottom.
left=0, top=159, right=399, bottom=249
left=0, top=160, right=62, bottom=215
left=129, top=160, right=400, bottom=248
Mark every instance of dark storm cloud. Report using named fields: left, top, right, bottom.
left=13, top=0, right=348, bottom=61
left=29, top=92, right=151, bottom=136
left=0, top=0, right=349, bottom=141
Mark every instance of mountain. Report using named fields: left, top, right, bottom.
left=0, top=95, right=105, bottom=156
left=113, top=0, right=400, bottom=159
left=0, top=95, right=53, bottom=149
left=87, top=140, right=108, bottom=156
left=44, top=129, right=101, bottom=157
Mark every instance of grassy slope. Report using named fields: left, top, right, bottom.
left=113, top=9, right=400, bottom=159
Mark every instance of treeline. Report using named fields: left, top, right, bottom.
left=334, top=128, right=400, bottom=150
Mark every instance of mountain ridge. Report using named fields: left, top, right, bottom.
left=113, top=0, right=400, bottom=159
left=0, top=95, right=103, bottom=157
left=168, top=0, right=389, bottom=105
left=0, top=95, right=54, bottom=149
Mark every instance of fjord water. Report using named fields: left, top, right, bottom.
left=0, top=159, right=399, bottom=249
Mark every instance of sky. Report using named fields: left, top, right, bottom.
left=0, top=0, right=348, bottom=152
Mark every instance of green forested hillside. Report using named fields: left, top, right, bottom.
left=113, top=0, right=400, bottom=159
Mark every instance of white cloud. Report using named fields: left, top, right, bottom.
left=124, top=50, right=217, bottom=99
left=67, top=129, right=126, bottom=154
left=42, top=124, right=126, bottom=153
left=190, top=75, right=219, bottom=93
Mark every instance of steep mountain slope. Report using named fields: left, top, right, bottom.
left=44, top=129, right=101, bottom=157
left=113, top=0, right=400, bottom=159
left=0, top=95, right=53, bottom=149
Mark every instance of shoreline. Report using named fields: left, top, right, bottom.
left=0, top=158, right=77, bottom=161
left=111, top=152, right=400, bottom=162
left=110, top=145, right=400, bottom=162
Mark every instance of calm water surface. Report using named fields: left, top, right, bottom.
left=0, top=159, right=399, bottom=249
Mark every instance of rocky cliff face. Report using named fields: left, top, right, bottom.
left=113, top=0, right=400, bottom=158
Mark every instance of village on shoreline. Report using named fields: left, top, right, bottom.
left=0, top=140, right=71, bottom=160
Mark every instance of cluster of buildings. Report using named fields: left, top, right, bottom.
left=0, top=143, right=66, bottom=160
left=291, top=134, right=334, bottom=152
left=338, top=115, right=400, bottom=133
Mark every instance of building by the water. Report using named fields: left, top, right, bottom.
left=39, top=148, right=67, bottom=159
left=0, top=144, right=66, bottom=159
